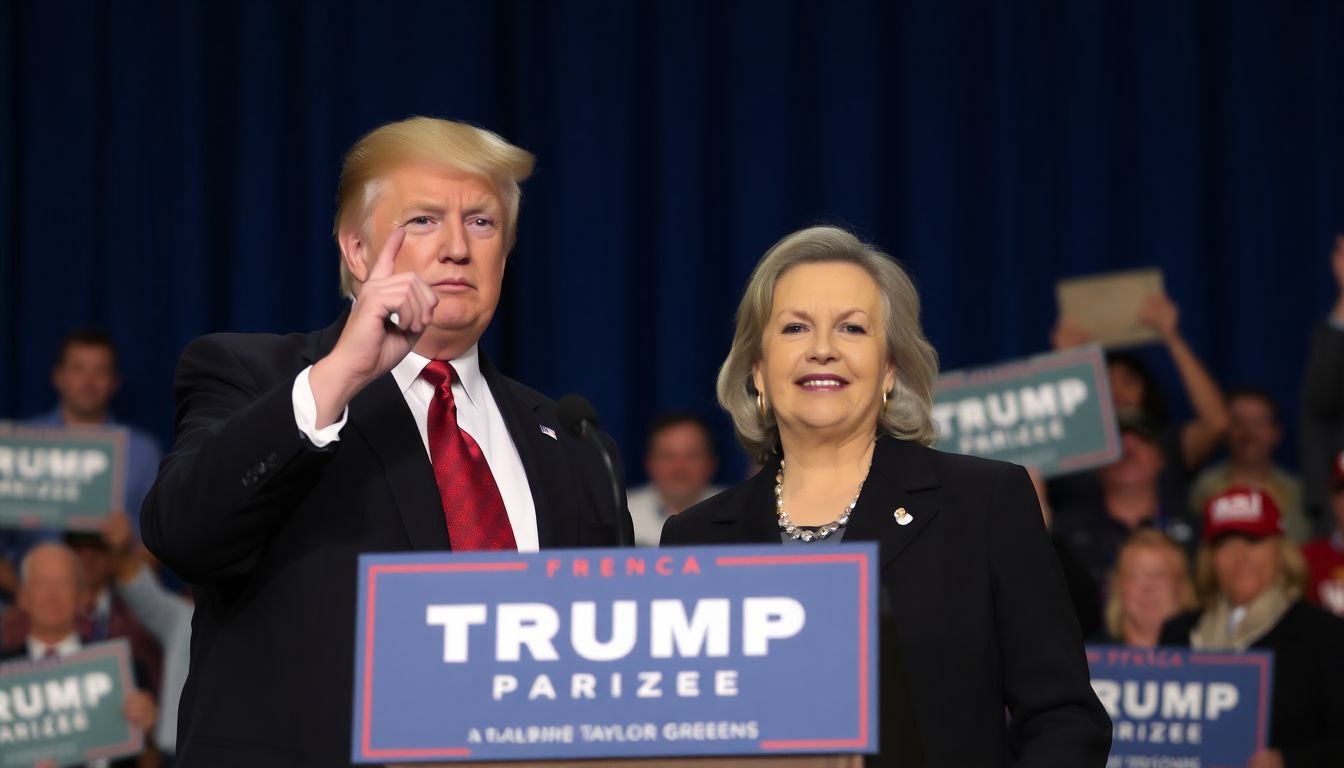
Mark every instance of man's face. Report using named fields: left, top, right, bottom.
left=52, top=344, right=118, bottom=421
left=1226, top=396, right=1280, bottom=466
left=1100, top=431, right=1165, bottom=488
left=17, top=547, right=81, bottom=638
left=645, top=423, right=717, bottom=510
left=348, top=164, right=507, bottom=349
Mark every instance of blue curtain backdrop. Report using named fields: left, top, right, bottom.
left=1, top=0, right=1341, bottom=482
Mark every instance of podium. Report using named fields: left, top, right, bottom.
left=357, top=546, right=883, bottom=766
left=395, top=758, right=862, bottom=768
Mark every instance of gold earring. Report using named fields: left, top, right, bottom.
left=882, top=389, right=890, bottom=410
left=757, top=391, right=768, bottom=421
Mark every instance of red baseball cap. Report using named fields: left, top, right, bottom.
left=1332, top=451, right=1344, bottom=492
left=1202, top=486, right=1284, bottom=541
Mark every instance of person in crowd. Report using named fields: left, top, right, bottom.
left=1, top=530, right=164, bottom=696
left=1160, top=487, right=1344, bottom=767
left=140, top=117, right=631, bottom=767
left=1, top=329, right=164, bottom=604
left=1053, top=410, right=1200, bottom=596
left=1300, top=234, right=1344, bottom=527
left=100, top=511, right=192, bottom=766
left=1050, top=294, right=1229, bottom=519
left=627, top=411, right=723, bottom=545
left=3, top=542, right=156, bottom=768
left=1101, top=529, right=1196, bottom=646
left=1301, top=451, right=1344, bottom=617
left=661, top=225, right=1111, bottom=765
left=1190, top=388, right=1308, bottom=541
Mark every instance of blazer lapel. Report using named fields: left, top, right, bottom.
left=845, top=436, right=942, bottom=570
left=712, top=454, right=784, bottom=544
left=478, top=351, right=565, bottom=548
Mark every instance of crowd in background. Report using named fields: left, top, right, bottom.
left=2, top=240, right=1343, bottom=766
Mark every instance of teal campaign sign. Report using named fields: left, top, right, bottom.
left=0, top=639, right=141, bottom=767
left=932, top=344, right=1119, bottom=478
left=0, top=423, right=127, bottom=531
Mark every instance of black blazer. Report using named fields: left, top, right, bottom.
left=661, top=436, right=1112, bottom=767
left=1160, top=601, right=1344, bottom=766
left=141, top=313, right=630, bottom=768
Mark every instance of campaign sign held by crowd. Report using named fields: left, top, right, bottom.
left=352, top=544, right=878, bottom=763
left=932, top=344, right=1119, bottom=478
left=0, top=423, right=126, bottom=530
left=1086, top=645, right=1273, bottom=767
left=0, top=639, right=141, bottom=767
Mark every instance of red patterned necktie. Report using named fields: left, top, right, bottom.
left=421, top=360, right=517, bottom=551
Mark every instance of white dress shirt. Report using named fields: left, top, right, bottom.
left=26, top=631, right=82, bottom=660
left=292, top=344, right=539, bottom=551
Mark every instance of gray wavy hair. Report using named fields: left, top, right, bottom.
left=716, top=225, right=940, bottom=462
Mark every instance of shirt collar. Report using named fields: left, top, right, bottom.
left=27, top=632, right=82, bottom=660
left=391, top=344, right=486, bottom=411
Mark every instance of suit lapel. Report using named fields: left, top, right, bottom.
left=845, top=436, right=942, bottom=570
left=478, top=352, right=565, bottom=548
left=308, top=308, right=449, bottom=551
left=348, top=376, right=451, bottom=550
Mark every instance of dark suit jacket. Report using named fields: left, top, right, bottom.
left=140, top=313, right=630, bottom=768
left=1160, top=601, right=1344, bottom=766
left=661, top=436, right=1112, bottom=767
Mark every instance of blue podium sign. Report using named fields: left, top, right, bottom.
left=352, top=544, right=878, bottom=763
left=1086, top=645, right=1273, bottom=767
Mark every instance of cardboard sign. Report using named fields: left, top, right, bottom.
left=0, top=639, right=141, bottom=767
left=352, top=544, right=878, bottom=763
left=0, top=423, right=127, bottom=531
left=932, top=345, right=1120, bottom=478
left=1087, top=645, right=1273, bottom=768
left=1056, top=268, right=1165, bottom=348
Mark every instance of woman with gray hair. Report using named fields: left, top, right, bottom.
left=662, top=225, right=1111, bottom=766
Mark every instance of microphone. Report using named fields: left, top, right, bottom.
left=557, top=394, right=633, bottom=548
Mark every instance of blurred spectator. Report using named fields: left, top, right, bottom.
left=2, top=542, right=156, bottom=768
left=629, top=412, right=723, bottom=546
left=1161, top=487, right=1344, bottom=768
left=1053, top=411, right=1201, bottom=599
left=1102, top=529, right=1196, bottom=646
left=1301, top=451, right=1344, bottom=618
left=1299, top=235, right=1344, bottom=528
left=1, top=329, right=164, bottom=602
left=1051, top=292, right=1229, bottom=517
left=1190, top=388, right=1309, bottom=542
left=104, top=511, right=191, bottom=764
left=1, top=528, right=164, bottom=700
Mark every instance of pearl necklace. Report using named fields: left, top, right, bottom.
left=774, top=453, right=870, bottom=542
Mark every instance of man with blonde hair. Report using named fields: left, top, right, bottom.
left=141, top=117, right=629, bottom=767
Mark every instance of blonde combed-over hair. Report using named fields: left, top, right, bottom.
left=333, top=116, right=535, bottom=297
left=716, top=225, right=939, bottom=462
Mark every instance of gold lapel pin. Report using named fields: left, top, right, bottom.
left=894, top=507, right=913, bottom=526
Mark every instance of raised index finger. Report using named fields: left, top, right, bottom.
left=368, top=226, right=406, bottom=282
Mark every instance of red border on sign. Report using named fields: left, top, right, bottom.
left=715, top=552, right=871, bottom=751
left=359, top=561, right=528, bottom=761
left=1189, top=653, right=1273, bottom=751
